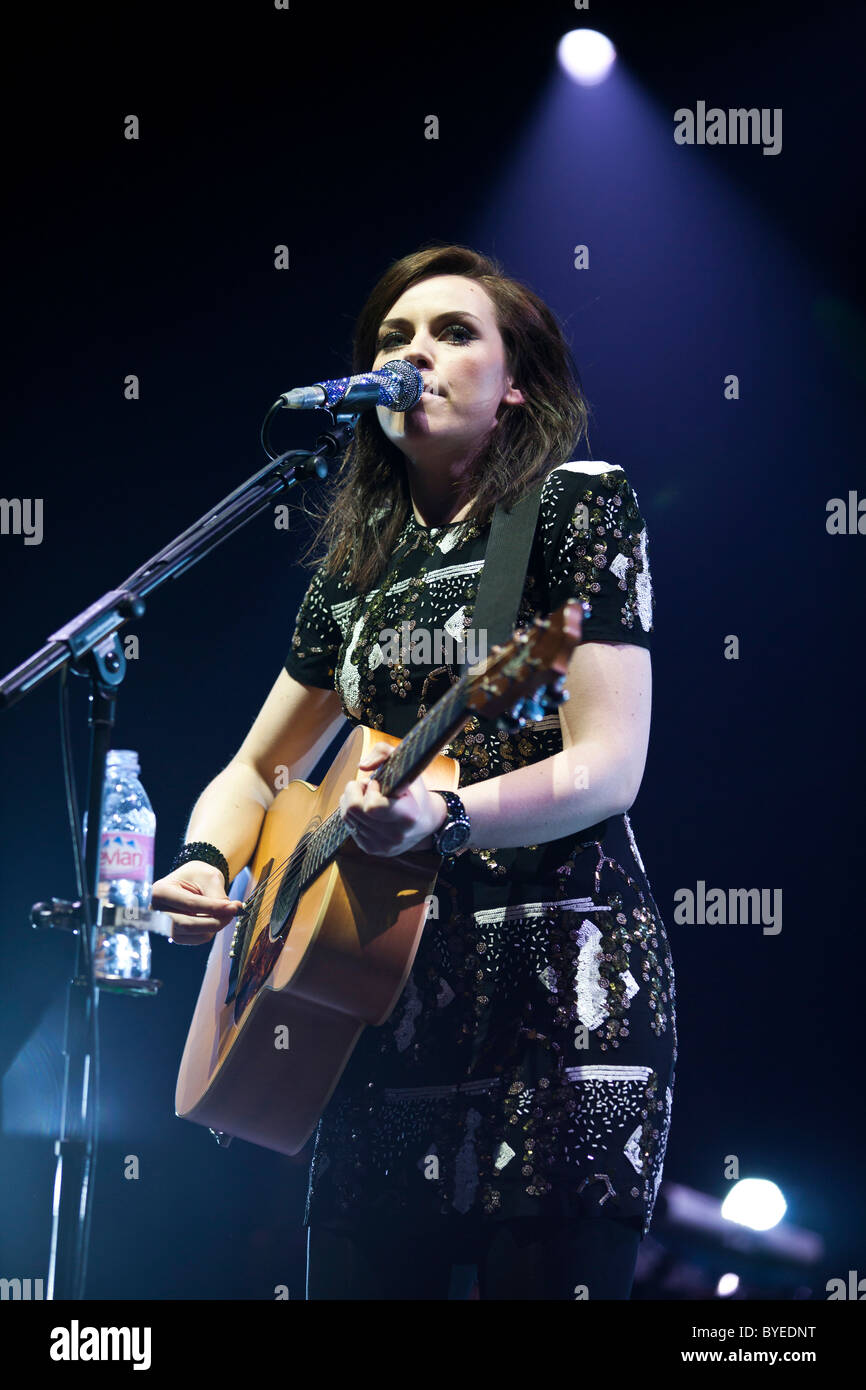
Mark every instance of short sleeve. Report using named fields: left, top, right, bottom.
left=283, top=567, right=343, bottom=690
left=539, top=463, right=654, bottom=645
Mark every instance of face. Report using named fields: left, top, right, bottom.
left=372, top=274, right=524, bottom=465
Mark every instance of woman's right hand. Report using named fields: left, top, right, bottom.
left=150, top=862, right=245, bottom=945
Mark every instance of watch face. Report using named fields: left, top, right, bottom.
left=438, top=820, right=470, bottom=854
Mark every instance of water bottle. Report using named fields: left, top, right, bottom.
left=82, top=749, right=155, bottom=985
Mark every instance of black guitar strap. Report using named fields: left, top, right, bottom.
left=462, top=475, right=546, bottom=663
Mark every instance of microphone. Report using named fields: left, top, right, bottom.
left=280, top=359, right=423, bottom=413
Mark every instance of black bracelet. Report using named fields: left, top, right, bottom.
left=170, top=841, right=231, bottom=895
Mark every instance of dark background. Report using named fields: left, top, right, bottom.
left=1, top=0, right=863, bottom=1299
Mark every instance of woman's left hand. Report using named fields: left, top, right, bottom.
left=339, top=742, right=447, bottom=856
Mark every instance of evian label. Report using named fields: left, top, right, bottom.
left=98, top=832, right=153, bottom=883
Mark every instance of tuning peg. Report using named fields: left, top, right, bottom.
left=520, top=696, right=548, bottom=723
left=543, top=677, right=569, bottom=708
left=497, top=705, right=526, bottom=732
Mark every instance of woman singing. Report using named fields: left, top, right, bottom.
left=152, top=243, right=677, bottom=1300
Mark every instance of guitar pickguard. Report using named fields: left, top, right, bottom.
left=231, top=821, right=319, bottom=1022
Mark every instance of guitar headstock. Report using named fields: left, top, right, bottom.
left=464, top=598, right=589, bottom=728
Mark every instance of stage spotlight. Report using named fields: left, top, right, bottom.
left=716, top=1272, right=741, bottom=1297
left=557, top=29, right=617, bottom=87
left=721, top=1178, right=787, bottom=1231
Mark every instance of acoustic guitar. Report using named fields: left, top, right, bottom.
left=175, top=598, right=585, bottom=1155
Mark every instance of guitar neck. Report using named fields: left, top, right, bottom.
left=373, top=674, right=470, bottom=796
left=300, top=674, right=471, bottom=885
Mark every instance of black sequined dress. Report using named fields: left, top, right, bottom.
left=283, top=462, right=677, bottom=1240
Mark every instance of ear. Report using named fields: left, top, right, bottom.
left=502, top=381, right=525, bottom=406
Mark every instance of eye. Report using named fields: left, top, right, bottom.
left=376, top=322, right=475, bottom=352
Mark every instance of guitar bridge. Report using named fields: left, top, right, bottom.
left=228, top=918, right=243, bottom=961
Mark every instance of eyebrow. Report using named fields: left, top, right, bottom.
left=376, top=310, right=484, bottom=333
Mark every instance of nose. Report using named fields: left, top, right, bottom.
left=400, top=341, right=433, bottom=369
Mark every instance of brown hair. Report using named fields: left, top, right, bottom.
left=305, top=242, right=591, bottom=591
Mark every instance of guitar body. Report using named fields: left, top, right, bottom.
left=175, top=723, right=459, bottom=1155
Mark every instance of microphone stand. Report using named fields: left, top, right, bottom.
left=0, top=399, right=362, bottom=1300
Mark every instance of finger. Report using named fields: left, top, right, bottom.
left=168, top=907, right=239, bottom=928
left=339, top=781, right=368, bottom=819
left=362, top=779, right=393, bottom=811
left=358, top=743, right=393, bottom=770
left=346, top=791, right=408, bottom=829
left=342, top=795, right=393, bottom=827
left=165, top=910, right=234, bottom=929
left=170, top=928, right=219, bottom=945
left=169, top=917, right=221, bottom=938
left=340, top=777, right=391, bottom=814
left=164, top=884, right=244, bottom=913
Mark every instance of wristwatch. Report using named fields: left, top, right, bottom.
left=431, top=790, right=472, bottom=857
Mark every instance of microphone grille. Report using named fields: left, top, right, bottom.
left=379, top=358, right=423, bottom=411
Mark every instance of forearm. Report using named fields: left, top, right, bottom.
left=182, top=759, right=275, bottom=884
left=455, top=740, right=633, bottom=850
